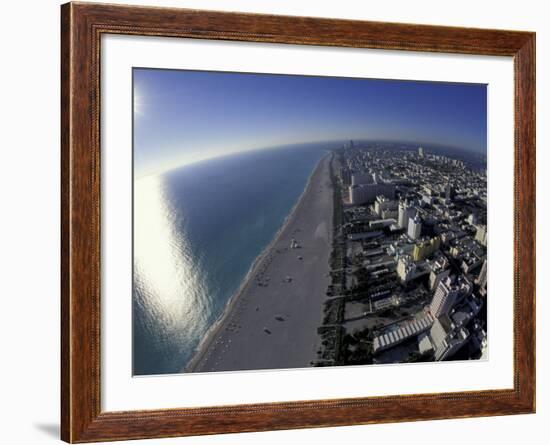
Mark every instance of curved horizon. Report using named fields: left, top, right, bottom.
left=133, top=68, right=487, bottom=179
left=135, top=137, right=486, bottom=180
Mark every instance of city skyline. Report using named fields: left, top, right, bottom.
left=133, top=69, right=487, bottom=178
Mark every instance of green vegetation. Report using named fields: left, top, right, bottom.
left=315, top=325, right=344, bottom=365
left=314, top=152, right=348, bottom=366
left=322, top=297, right=345, bottom=325
left=341, top=327, right=374, bottom=365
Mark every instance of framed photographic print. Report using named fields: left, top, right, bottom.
left=61, top=2, right=536, bottom=442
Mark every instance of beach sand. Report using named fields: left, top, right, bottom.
left=187, top=152, right=334, bottom=373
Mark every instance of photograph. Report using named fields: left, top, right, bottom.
left=50, top=1, right=537, bottom=442
left=132, top=68, right=488, bottom=376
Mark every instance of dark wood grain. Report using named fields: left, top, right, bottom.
left=60, top=2, right=536, bottom=442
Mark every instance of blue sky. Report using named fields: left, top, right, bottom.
left=133, top=68, right=486, bottom=178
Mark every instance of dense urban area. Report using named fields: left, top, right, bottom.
left=315, top=141, right=488, bottom=366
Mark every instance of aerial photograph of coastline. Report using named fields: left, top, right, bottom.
left=132, top=68, right=488, bottom=376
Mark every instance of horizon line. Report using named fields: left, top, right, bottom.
left=134, top=137, right=486, bottom=181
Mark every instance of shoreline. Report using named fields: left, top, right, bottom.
left=185, top=151, right=334, bottom=373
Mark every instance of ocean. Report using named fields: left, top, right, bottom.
left=133, top=143, right=330, bottom=375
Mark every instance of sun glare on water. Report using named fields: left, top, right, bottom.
left=134, top=176, right=210, bottom=357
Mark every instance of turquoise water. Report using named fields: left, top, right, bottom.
left=133, top=143, right=330, bottom=375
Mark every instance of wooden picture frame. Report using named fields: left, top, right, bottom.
left=61, top=2, right=535, bottom=442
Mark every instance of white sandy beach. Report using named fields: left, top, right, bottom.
left=187, top=152, right=334, bottom=373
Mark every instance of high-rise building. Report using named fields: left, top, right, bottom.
left=351, top=172, right=373, bottom=186
left=475, top=224, right=487, bottom=246
left=374, top=195, right=397, bottom=217
left=445, top=182, right=455, bottom=201
left=349, top=183, right=395, bottom=205
left=418, top=146, right=424, bottom=158
left=340, top=168, right=352, bottom=186
left=412, top=236, right=441, bottom=261
left=429, top=314, right=470, bottom=361
left=407, top=214, right=422, bottom=240
left=430, top=277, right=459, bottom=318
left=397, top=200, right=415, bottom=229
left=429, top=275, right=472, bottom=318
left=476, top=259, right=488, bottom=297
left=429, top=256, right=450, bottom=291
left=429, top=314, right=452, bottom=353
left=396, top=254, right=429, bottom=283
